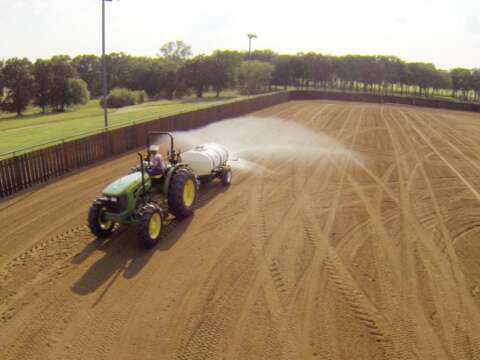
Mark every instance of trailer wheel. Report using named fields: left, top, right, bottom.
left=138, top=206, right=163, bottom=248
left=221, top=168, right=232, bottom=186
left=168, top=170, right=197, bottom=219
left=88, top=199, right=115, bottom=238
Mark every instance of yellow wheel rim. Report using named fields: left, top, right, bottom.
left=183, top=179, right=196, bottom=207
left=98, top=207, right=113, bottom=230
left=148, top=213, right=162, bottom=239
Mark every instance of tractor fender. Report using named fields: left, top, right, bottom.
left=163, top=164, right=197, bottom=197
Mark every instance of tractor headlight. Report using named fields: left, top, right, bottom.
left=102, top=195, right=128, bottom=213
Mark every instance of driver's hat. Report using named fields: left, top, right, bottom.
left=149, top=144, right=159, bottom=152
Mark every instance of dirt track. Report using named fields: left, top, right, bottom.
left=2, top=100, right=480, bottom=359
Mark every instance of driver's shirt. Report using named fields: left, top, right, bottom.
left=151, top=153, right=164, bottom=174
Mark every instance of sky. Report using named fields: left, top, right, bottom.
left=0, top=0, right=479, bottom=70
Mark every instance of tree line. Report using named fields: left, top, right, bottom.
left=271, top=53, right=480, bottom=101
left=1, top=41, right=479, bottom=115
left=0, top=56, right=90, bottom=115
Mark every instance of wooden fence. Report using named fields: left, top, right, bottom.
left=1, top=90, right=479, bottom=199
left=291, top=90, right=480, bottom=112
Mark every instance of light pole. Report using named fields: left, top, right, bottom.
left=247, top=33, right=257, bottom=59
left=102, top=0, right=112, bottom=130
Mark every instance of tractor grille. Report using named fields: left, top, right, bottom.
left=105, top=195, right=128, bottom=214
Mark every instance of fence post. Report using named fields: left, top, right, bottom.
left=103, top=129, right=111, bottom=158
left=13, top=152, right=23, bottom=192
left=62, top=140, right=69, bottom=172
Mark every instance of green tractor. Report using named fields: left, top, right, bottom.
left=87, top=132, right=231, bottom=248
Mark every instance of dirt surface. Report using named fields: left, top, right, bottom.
left=2, top=100, right=480, bottom=360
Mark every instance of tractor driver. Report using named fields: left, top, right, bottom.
left=147, top=145, right=165, bottom=176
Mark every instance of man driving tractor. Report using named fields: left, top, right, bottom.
left=147, top=144, right=165, bottom=176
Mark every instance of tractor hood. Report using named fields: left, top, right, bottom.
left=103, top=172, right=150, bottom=196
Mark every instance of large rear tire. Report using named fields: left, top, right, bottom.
left=138, top=206, right=163, bottom=249
left=88, top=199, right=115, bottom=238
left=168, top=170, right=197, bottom=219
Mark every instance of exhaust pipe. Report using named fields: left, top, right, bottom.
left=138, top=153, right=146, bottom=197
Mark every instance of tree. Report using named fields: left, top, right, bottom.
left=1, top=58, right=34, bottom=115
left=406, top=62, right=437, bottom=96
left=67, top=78, right=90, bottom=106
left=33, top=59, right=53, bottom=113
left=450, top=68, right=472, bottom=100
left=381, top=56, right=405, bottom=93
left=159, top=41, right=192, bottom=64
left=105, top=53, right=132, bottom=91
left=128, top=57, right=174, bottom=98
left=311, top=54, right=335, bottom=88
left=208, top=50, right=242, bottom=96
left=248, top=49, right=277, bottom=63
left=335, top=56, right=359, bottom=90
left=182, top=55, right=210, bottom=98
left=472, top=69, right=480, bottom=102
left=238, top=61, right=274, bottom=94
left=73, top=55, right=102, bottom=97
left=49, top=55, right=76, bottom=111
left=162, top=60, right=181, bottom=99
left=431, top=69, right=452, bottom=96
left=272, top=55, right=294, bottom=89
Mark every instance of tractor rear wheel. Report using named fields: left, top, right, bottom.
left=168, top=170, right=197, bottom=219
left=88, top=199, right=115, bottom=238
left=221, top=168, right=232, bottom=186
left=138, top=206, right=163, bottom=248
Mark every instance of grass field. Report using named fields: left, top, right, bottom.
left=0, top=91, right=243, bottom=155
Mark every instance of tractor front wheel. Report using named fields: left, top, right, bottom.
left=138, top=206, right=163, bottom=248
left=88, top=199, right=115, bottom=238
left=168, top=170, right=198, bottom=219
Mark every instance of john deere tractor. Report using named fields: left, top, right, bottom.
left=87, top=132, right=200, bottom=248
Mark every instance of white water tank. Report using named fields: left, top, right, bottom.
left=181, top=143, right=229, bottom=176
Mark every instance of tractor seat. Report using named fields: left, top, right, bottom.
left=146, top=168, right=164, bottom=184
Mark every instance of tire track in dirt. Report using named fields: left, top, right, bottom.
left=218, top=104, right=357, bottom=359
left=400, top=110, right=480, bottom=202
left=413, top=110, right=480, bottom=175
left=303, top=106, right=401, bottom=358
left=246, top=104, right=384, bottom=358
left=0, top=226, right=94, bottom=325
left=170, top=102, right=320, bottom=359
left=381, top=108, right=480, bottom=358
left=380, top=106, right=429, bottom=359
left=393, top=109, right=480, bottom=359
left=221, top=103, right=337, bottom=357
left=297, top=105, right=364, bottom=356
left=249, top=104, right=370, bottom=358
left=171, top=112, right=321, bottom=357
left=301, top=202, right=396, bottom=358
left=416, top=109, right=480, bottom=153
